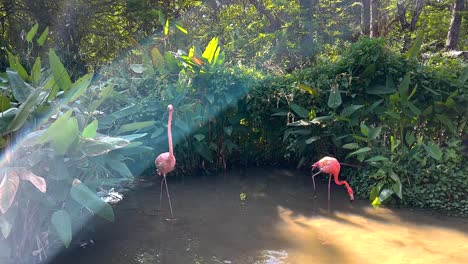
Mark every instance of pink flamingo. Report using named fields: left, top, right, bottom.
left=311, top=156, right=354, bottom=202
left=155, top=104, right=176, bottom=218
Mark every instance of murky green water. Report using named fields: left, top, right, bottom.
left=51, top=168, right=468, bottom=264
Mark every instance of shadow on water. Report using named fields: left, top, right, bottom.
left=51, top=168, right=468, bottom=264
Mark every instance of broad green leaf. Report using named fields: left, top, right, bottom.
left=81, top=136, right=129, bottom=156
left=327, top=89, right=342, bottom=108
left=151, top=127, right=165, bottom=138
left=118, top=121, right=156, bottom=133
left=31, top=57, right=41, bottom=86
left=367, top=99, right=383, bottom=113
left=435, top=114, right=455, bottom=133
left=70, top=179, right=114, bottom=221
left=193, top=134, right=206, bottom=141
left=369, top=184, right=382, bottom=201
left=175, top=24, right=188, bottom=34
left=51, top=210, right=72, bottom=248
left=368, top=126, right=382, bottom=140
left=405, top=131, right=416, bottom=146
left=366, top=155, right=388, bottom=162
left=118, top=133, right=147, bottom=142
left=106, top=159, right=133, bottom=179
left=0, top=95, right=10, bottom=112
left=65, top=73, right=93, bottom=103
left=305, top=136, right=320, bottom=144
left=194, top=141, right=213, bottom=162
left=49, top=49, right=72, bottom=91
left=6, top=88, right=41, bottom=133
left=0, top=172, right=19, bottom=214
left=407, top=101, right=421, bottom=116
left=341, top=105, right=363, bottom=117
left=348, top=147, right=371, bottom=157
left=88, top=82, right=114, bottom=112
left=386, top=73, right=396, bottom=90
left=406, top=31, right=424, bottom=59
left=423, top=142, right=442, bottom=161
left=366, top=84, right=395, bottom=95
left=129, top=64, right=144, bottom=74
left=37, top=27, right=49, bottom=46
left=82, top=119, right=98, bottom=138
left=289, top=103, right=309, bottom=118
left=7, top=69, right=33, bottom=103
left=26, top=23, right=38, bottom=42
left=342, top=143, right=359, bottom=149
left=361, top=63, right=376, bottom=77
left=360, top=122, right=369, bottom=137
left=392, top=181, right=402, bottom=199
left=378, top=188, right=394, bottom=202
left=38, top=111, right=79, bottom=155
left=398, top=73, right=411, bottom=103
left=7, top=51, right=28, bottom=80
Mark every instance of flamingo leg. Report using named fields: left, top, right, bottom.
left=328, top=174, right=332, bottom=202
left=159, top=177, right=165, bottom=210
left=164, top=176, right=174, bottom=218
left=311, top=171, right=321, bottom=193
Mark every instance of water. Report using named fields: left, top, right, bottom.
left=51, top=168, right=468, bottom=264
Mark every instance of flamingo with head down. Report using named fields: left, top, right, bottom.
left=311, top=156, right=354, bottom=202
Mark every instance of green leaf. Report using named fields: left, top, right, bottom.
left=366, top=84, right=395, bottom=95
left=392, top=181, right=403, bottom=199
left=118, top=121, right=156, bottom=133
left=88, top=82, right=114, bottom=112
left=26, top=23, right=39, bottom=42
left=342, top=143, right=359, bottom=149
left=327, top=89, right=342, bottom=108
left=368, top=126, right=382, bottom=140
left=366, top=155, right=388, bottom=162
left=423, top=142, right=442, bottom=161
left=305, top=136, right=320, bottom=144
left=175, top=24, right=188, bottom=34
left=378, top=188, right=394, bottom=203
left=151, top=127, right=165, bottom=138
left=406, top=31, right=424, bottom=59
left=51, top=210, right=72, bottom=248
left=106, top=159, right=133, bottom=179
left=5, top=88, right=41, bottom=134
left=129, top=64, right=144, bottom=74
left=82, top=120, right=98, bottom=138
left=193, top=134, right=206, bottom=141
left=369, top=184, right=382, bottom=201
left=435, top=114, right=455, bottom=133
left=31, top=57, right=41, bottom=86
left=118, top=133, right=147, bottom=142
left=37, top=27, right=49, bottom=46
left=398, top=73, right=411, bottom=103
left=81, top=136, right=129, bottom=156
left=390, top=135, right=400, bottom=153
left=7, top=69, right=33, bottom=103
left=341, top=104, right=363, bottom=117
left=38, top=111, right=79, bottom=155
left=65, top=73, right=93, bottom=103
left=6, top=51, right=28, bottom=81
left=49, top=49, right=72, bottom=91
left=223, top=126, right=233, bottom=136
left=296, top=84, right=318, bottom=96
left=0, top=95, right=10, bottom=112
left=360, top=122, right=369, bottom=137
left=347, top=147, right=371, bottom=157
left=407, top=101, right=421, bottom=116
left=289, top=103, right=309, bottom=118
left=70, top=180, right=114, bottom=221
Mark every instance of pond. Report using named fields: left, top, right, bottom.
left=51, top=168, right=468, bottom=264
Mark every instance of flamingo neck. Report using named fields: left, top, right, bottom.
left=168, top=110, right=173, bottom=157
left=333, top=173, right=354, bottom=199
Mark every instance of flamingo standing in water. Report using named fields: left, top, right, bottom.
left=311, top=156, right=354, bottom=202
left=155, top=104, right=176, bottom=218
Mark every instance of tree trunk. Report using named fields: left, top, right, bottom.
left=370, top=0, right=380, bottom=37
left=408, top=0, right=425, bottom=32
left=445, top=0, right=465, bottom=51
left=298, top=0, right=318, bottom=57
left=248, top=0, right=280, bottom=32
left=361, top=0, right=370, bottom=36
